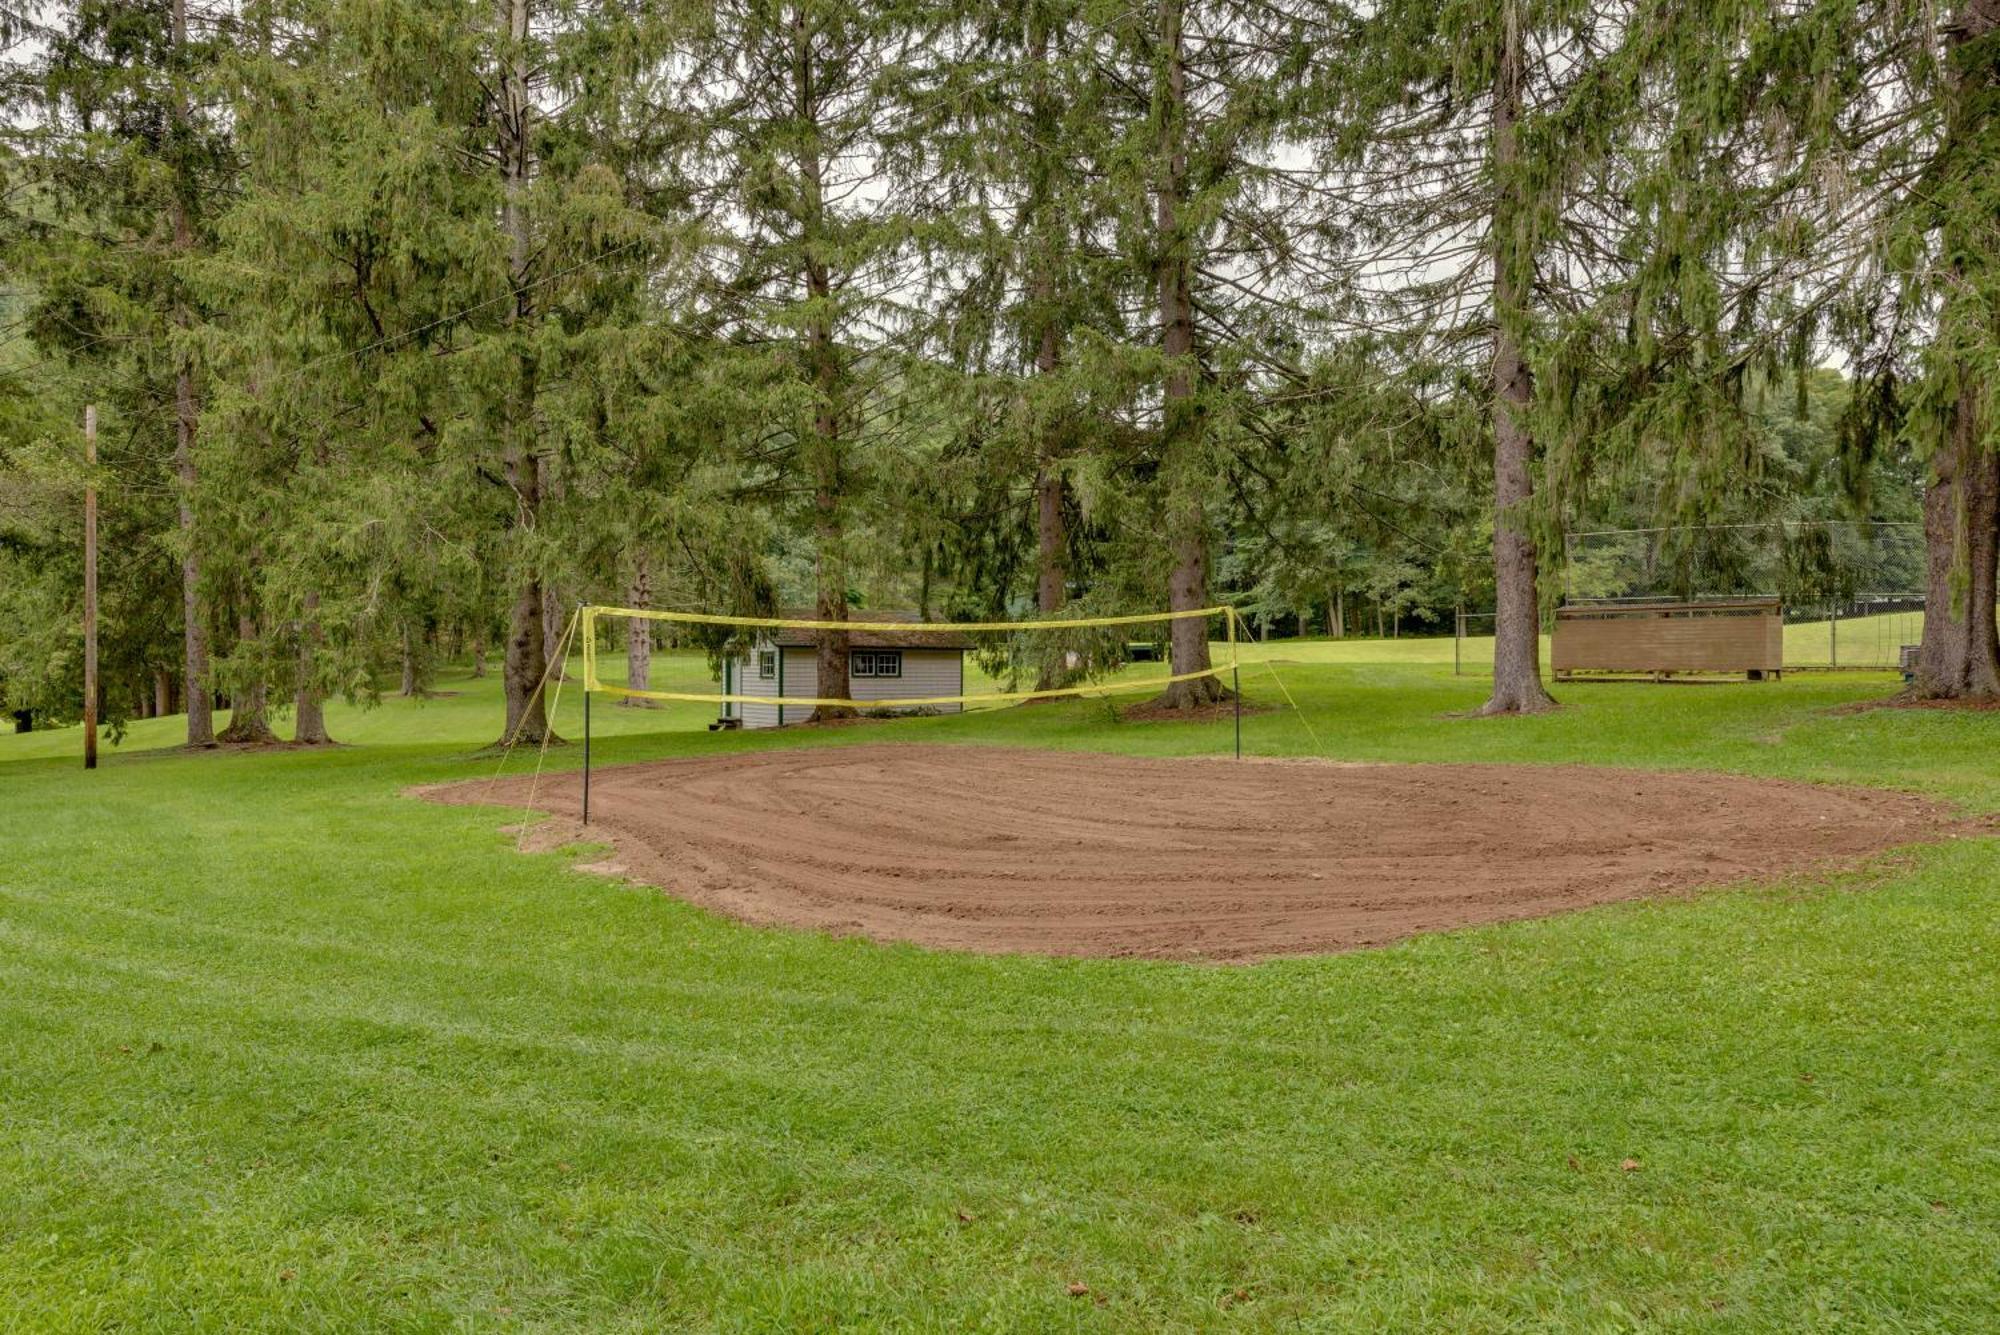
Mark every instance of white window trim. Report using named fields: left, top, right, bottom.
left=851, top=649, right=902, bottom=679
left=757, top=649, right=778, bottom=680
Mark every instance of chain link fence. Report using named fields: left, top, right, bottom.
left=1779, top=595, right=1927, bottom=670
left=1562, top=521, right=1925, bottom=608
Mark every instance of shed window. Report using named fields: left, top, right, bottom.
left=851, top=650, right=902, bottom=678
left=757, top=650, right=778, bottom=680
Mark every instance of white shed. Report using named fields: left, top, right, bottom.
left=718, top=612, right=973, bottom=729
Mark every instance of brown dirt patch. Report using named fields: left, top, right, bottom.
left=420, top=744, right=1980, bottom=961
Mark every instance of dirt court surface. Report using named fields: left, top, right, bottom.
left=426, top=744, right=1972, bottom=960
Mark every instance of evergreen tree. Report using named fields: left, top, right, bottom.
left=1580, top=0, right=1999, bottom=696
left=12, top=0, right=239, bottom=744
left=197, top=0, right=666, bottom=747
left=903, top=2, right=1105, bottom=623
left=690, top=0, right=924, bottom=719
left=1326, top=0, right=1699, bottom=713
left=1088, top=0, right=1325, bottom=708
left=1735, top=1, right=2000, bottom=697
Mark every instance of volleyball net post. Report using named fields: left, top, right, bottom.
left=1229, top=605, right=1241, bottom=760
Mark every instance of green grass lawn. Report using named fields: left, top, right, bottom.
left=4, top=649, right=1998, bottom=1329
left=1233, top=610, right=1929, bottom=673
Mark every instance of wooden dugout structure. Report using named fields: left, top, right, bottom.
left=1552, top=598, right=1783, bottom=681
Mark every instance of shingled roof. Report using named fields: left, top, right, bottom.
left=766, top=609, right=975, bottom=651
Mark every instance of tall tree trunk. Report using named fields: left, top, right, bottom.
left=399, top=623, right=420, bottom=697
left=1152, top=0, right=1224, bottom=710
left=174, top=407, right=214, bottom=746
left=808, top=392, right=851, bottom=722
left=1029, top=309, right=1070, bottom=694
left=169, top=0, right=213, bottom=748
left=154, top=668, right=173, bottom=718
left=1915, top=385, right=2000, bottom=697
left=1913, top=3, right=2000, bottom=699
left=1034, top=466, right=1065, bottom=613
left=493, top=0, right=556, bottom=747
left=622, top=559, right=652, bottom=707
left=543, top=572, right=565, bottom=681
left=1329, top=588, right=1344, bottom=639
left=217, top=614, right=278, bottom=743
left=501, top=579, right=552, bottom=744
left=796, top=1, right=852, bottom=722
left=1478, top=3, right=1557, bottom=716
left=540, top=444, right=566, bottom=681
left=1029, top=9, right=1067, bottom=622
left=294, top=591, right=332, bottom=745
left=470, top=632, right=487, bottom=679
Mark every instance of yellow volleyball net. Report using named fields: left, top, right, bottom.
left=578, top=604, right=1242, bottom=712
left=568, top=605, right=1252, bottom=823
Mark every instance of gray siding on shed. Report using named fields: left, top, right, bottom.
left=727, top=641, right=963, bottom=729
left=734, top=643, right=786, bottom=729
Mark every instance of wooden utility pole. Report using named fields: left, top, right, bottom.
left=83, top=405, right=98, bottom=770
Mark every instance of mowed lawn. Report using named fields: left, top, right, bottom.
left=3, top=647, right=1998, bottom=1329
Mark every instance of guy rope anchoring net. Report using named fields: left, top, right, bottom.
left=572, top=605, right=1254, bottom=823
left=475, top=605, right=581, bottom=849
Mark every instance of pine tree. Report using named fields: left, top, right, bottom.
left=1832, top=0, right=2000, bottom=698
left=1325, top=0, right=1692, bottom=714
left=198, top=0, right=666, bottom=746
left=691, top=0, right=923, bottom=720
left=1087, top=0, right=1325, bottom=708
left=13, top=0, right=239, bottom=744
left=1629, top=0, right=2000, bottom=698
left=196, top=0, right=500, bottom=743
left=909, top=2, right=1099, bottom=616
left=490, top=0, right=555, bottom=743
